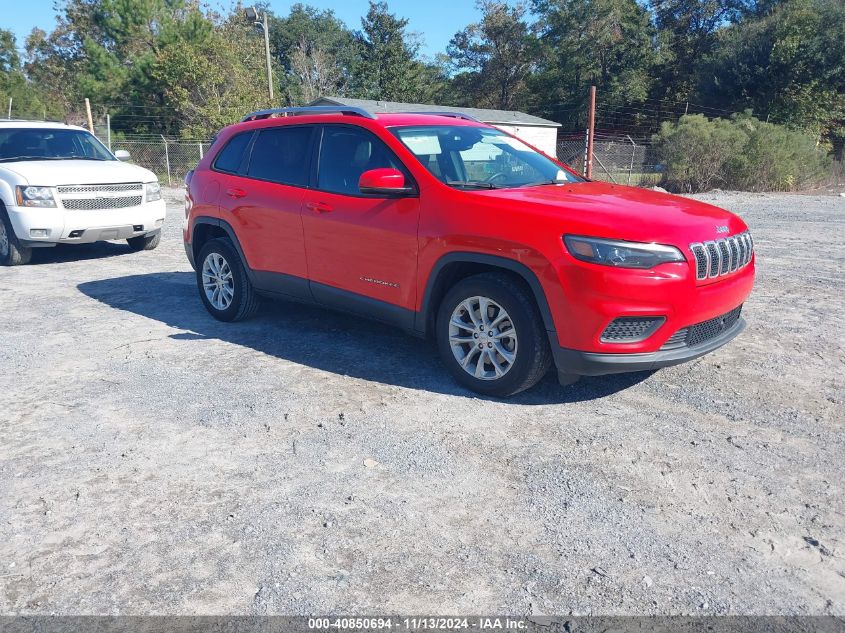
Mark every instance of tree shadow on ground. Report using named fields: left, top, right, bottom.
left=78, top=272, right=652, bottom=404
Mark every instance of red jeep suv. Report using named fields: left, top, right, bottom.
left=184, top=106, right=754, bottom=397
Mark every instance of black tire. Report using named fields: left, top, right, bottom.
left=196, top=237, right=260, bottom=322
left=0, top=206, right=32, bottom=266
left=436, top=272, right=552, bottom=397
left=127, top=232, right=161, bottom=251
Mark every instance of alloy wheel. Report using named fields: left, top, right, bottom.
left=202, top=252, right=234, bottom=311
left=448, top=295, right=518, bottom=380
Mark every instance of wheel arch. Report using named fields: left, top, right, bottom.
left=190, top=216, right=255, bottom=282
left=417, top=252, right=556, bottom=336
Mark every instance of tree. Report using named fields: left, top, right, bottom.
left=650, top=0, right=749, bottom=102
left=0, top=29, right=59, bottom=119
left=447, top=1, right=539, bottom=110
left=150, top=14, right=270, bottom=138
left=269, top=4, right=355, bottom=104
left=531, top=0, right=656, bottom=125
left=286, top=38, right=346, bottom=104
left=350, top=1, right=441, bottom=102
left=696, top=0, right=845, bottom=153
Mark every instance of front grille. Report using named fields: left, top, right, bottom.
left=690, top=231, right=754, bottom=281
left=57, top=183, right=142, bottom=194
left=601, top=316, right=665, bottom=343
left=686, top=305, right=743, bottom=347
left=62, top=196, right=142, bottom=210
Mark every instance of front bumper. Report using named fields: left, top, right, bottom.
left=7, top=199, right=166, bottom=245
left=551, top=316, right=746, bottom=377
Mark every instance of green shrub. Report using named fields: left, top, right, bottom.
left=653, top=113, right=831, bottom=192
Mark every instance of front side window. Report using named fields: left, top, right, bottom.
left=317, top=125, right=407, bottom=195
left=0, top=128, right=114, bottom=162
left=392, top=125, right=582, bottom=189
left=246, top=126, right=312, bottom=186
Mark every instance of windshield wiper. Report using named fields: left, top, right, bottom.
left=516, top=179, right=570, bottom=188
left=446, top=180, right=499, bottom=189
left=0, top=156, right=65, bottom=163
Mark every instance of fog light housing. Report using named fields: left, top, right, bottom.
left=29, top=229, right=49, bottom=238
left=601, top=316, right=665, bottom=343
left=68, top=230, right=85, bottom=238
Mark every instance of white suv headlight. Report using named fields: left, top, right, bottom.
left=145, top=181, right=161, bottom=202
left=15, top=186, right=57, bottom=208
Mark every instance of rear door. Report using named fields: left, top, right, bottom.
left=216, top=125, right=314, bottom=292
left=301, top=124, right=420, bottom=318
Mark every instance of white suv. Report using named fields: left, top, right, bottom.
left=0, top=121, right=166, bottom=265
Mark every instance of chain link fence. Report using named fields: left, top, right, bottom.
left=94, top=131, right=211, bottom=186
left=557, top=132, right=661, bottom=187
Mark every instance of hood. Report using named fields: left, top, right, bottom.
left=476, top=181, right=747, bottom=244
left=0, top=160, right=157, bottom=186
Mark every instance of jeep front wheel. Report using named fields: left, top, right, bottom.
left=436, top=272, right=551, bottom=397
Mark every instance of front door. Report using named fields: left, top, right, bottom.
left=301, top=124, right=420, bottom=319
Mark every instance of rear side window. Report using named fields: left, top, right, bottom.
left=213, top=132, right=252, bottom=174
left=247, top=126, right=312, bottom=187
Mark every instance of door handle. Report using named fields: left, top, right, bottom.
left=306, top=201, right=333, bottom=213
left=226, top=187, right=247, bottom=199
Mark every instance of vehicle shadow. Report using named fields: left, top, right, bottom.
left=30, top=241, right=135, bottom=265
left=77, top=272, right=651, bottom=404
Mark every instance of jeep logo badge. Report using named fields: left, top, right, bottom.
left=715, top=225, right=729, bottom=234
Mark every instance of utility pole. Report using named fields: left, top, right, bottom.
left=585, top=85, right=596, bottom=179
left=7, top=97, right=11, bottom=119
left=246, top=6, right=274, bottom=104
left=85, top=98, right=94, bottom=133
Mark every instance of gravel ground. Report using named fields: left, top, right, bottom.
left=0, top=188, right=843, bottom=616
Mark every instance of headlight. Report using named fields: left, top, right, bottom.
left=564, top=235, right=685, bottom=269
left=145, top=181, right=161, bottom=202
left=15, top=186, right=57, bottom=208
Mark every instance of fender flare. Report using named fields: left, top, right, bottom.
left=416, top=252, right=556, bottom=335
left=190, top=216, right=256, bottom=283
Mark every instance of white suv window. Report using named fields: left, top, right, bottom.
left=0, top=128, right=114, bottom=162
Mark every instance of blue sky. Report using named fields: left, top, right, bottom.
left=7, top=0, right=483, bottom=58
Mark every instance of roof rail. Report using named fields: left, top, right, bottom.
left=398, top=111, right=481, bottom=123
left=241, top=106, right=376, bottom=122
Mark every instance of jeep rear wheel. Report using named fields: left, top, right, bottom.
left=436, top=272, right=552, bottom=397
left=0, top=208, right=32, bottom=266
left=196, top=237, right=260, bottom=322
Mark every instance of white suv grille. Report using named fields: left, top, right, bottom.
left=58, top=182, right=144, bottom=210
left=63, top=196, right=142, bottom=210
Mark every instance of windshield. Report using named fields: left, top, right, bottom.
left=392, top=125, right=583, bottom=189
left=0, top=128, right=115, bottom=162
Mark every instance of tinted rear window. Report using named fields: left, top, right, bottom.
left=247, top=127, right=312, bottom=186
left=213, top=132, right=252, bottom=173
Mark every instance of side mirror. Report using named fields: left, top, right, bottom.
left=359, top=168, right=413, bottom=196
left=114, top=149, right=131, bottom=161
